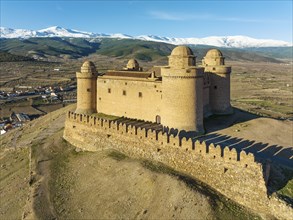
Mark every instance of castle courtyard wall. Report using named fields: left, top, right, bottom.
left=97, top=77, right=162, bottom=122
left=63, top=112, right=293, bottom=219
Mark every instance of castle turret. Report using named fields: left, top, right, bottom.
left=161, top=46, right=204, bottom=134
left=125, top=59, right=141, bottom=71
left=75, top=61, right=98, bottom=115
left=203, top=49, right=233, bottom=115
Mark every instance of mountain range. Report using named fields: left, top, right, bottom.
left=1, top=26, right=292, bottom=48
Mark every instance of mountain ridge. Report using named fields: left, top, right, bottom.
left=1, top=26, right=292, bottom=48
left=2, top=37, right=289, bottom=62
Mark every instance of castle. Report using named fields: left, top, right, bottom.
left=63, top=46, right=293, bottom=219
left=75, top=46, right=232, bottom=134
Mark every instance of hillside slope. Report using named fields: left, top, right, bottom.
left=1, top=104, right=263, bottom=219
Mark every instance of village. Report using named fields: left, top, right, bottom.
left=0, top=84, right=77, bottom=135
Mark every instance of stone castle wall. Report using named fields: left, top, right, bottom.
left=96, top=77, right=162, bottom=123
left=64, top=112, right=293, bottom=219
left=161, top=67, right=205, bottom=133
left=63, top=112, right=272, bottom=214
left=207, top=69, right=232, bottom=114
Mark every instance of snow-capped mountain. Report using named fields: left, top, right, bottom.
left=1, top=26, right=292, bottom=48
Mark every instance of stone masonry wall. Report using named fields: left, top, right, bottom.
left=63, top=112, right=293, bottom=219
left=97, top=78, right=162, bottom=123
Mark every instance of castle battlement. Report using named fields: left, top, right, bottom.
left=66, top=111, right=260, bottom=170
left=64, top=111, right=273, bottom=214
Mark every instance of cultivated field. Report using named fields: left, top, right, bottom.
left=230, top=61, right=293, bottom=119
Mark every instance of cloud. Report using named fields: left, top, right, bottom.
left=148, top=10, right=285, bottom=23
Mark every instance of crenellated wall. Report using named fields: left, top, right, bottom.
left=63, top=112, right=293, bottom=219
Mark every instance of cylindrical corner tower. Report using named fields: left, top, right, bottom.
left=75, top=61, right=98, bottom=115
left=203, top=49, right=233, bottom=114
left=161, top=46, right=204, bottom=134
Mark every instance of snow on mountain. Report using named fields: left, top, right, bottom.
left=37, top=26, right=94, bottom=38
left=1, top=26, right=292, bottom=48
left=136, top=35, right=292, bottom=48
left=0, top=27, right=38, bottom=38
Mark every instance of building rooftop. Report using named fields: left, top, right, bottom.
left=171, top=46, right=194, bottom=56
left=81, top=61, right=97, bottom=74
left=205, top=49, right=223, bottom=58
left=104, top=71, right=151, bottom=78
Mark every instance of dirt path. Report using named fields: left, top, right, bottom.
left=0, top=104, right=75, bottom=219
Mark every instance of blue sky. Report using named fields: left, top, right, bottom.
left=1, top=1, right=292, bottom=42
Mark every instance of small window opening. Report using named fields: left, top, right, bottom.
left=108, top=88, right=111, bottom=93
left=99, top=97, right=101, bottom=100
left=138, top=92, right=142, bottom=98
left=125, top=82, right=127, bottom=85
left=87, top=88, right=91, bottom=92
left=123, top=90, right=126, bottom=96
left=214, top=86, right=217, bottom=89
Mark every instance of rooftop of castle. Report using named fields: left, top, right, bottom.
left=103, top=70, right=152, bottom=79
left=126, top=58, right=140, bottom=70
left=205, top=49, right=223, bottom=57
left=82, top=60, right=95, bottom=67
left=81, top=60, right=97, bottom=74
left=171, top=46, right=194, bottom=57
